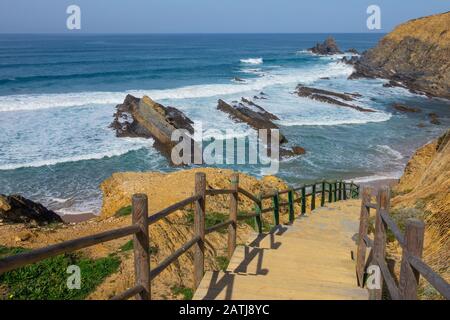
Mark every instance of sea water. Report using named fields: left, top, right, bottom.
left=0, top=34, right=448, bottom=214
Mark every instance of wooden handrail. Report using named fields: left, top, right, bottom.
left=205, top=219, right=232, bottom=235
left=205, top=189, right=235, bottom=196
left=380, top=211, right=405, bottom=247
left=237, top=187, right=260, bottom=204
left=356, top=186, right=450, bottom=300
left=0, top=224, right=140, bottom=274
left=0, top=173, right=361, bottom=300
left=148, top=195, right=201, bottom=225
left=375, top=256, right=401, bottom=300
left=407, top=255, right=450, bottom=299
left=150, top=235, right=201, bottom=280
left=110, top=285, right=145, bottom=301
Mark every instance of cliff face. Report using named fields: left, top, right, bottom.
left=392, top=130, right=450, bottom=288
left=352, top=12, right=450, bottom=99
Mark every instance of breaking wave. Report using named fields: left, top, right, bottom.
left=0, top=62, right=354, bottom=112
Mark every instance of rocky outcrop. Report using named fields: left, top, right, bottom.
left=391, top=103, right=421, bottom=113
left=308, top=37, right=343, bottom=55
left=294, top=85, right=375, bottom=112
left=217, top=99, right=307, bottom=158
left=391, top=130, right=450, bottom=286
left=111, top=95, right=199, bottom=162
left=350, top=12, right=450, bottom=99
left=0, top=195, right=63, bottom=225
left=217, top=98, right=287, bottom=144
left=428, top=113, right=441, bottom=125
left=346, top=48, right=359, bottom=54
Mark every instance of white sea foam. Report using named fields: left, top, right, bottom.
left=0, top=144, right=148, bottom=170
left=375, top=145, right=404, bottom=161
left=352, top=172, right=403, bottom=183
left=277, top=115, right=391, bottom=127
left=0, top=62, right=354, bottom=112
left=240, top=57, right=263, bottom=65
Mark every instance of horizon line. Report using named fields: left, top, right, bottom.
left=0, top=31, right=387, bottom=35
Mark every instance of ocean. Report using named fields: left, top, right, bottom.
left=0, top=33, right=448, bottom=215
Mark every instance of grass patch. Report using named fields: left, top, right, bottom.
left=215, top=256, right=230, bottom=271
left=119, top=240, right=158, bottom=255
left=184, top=209, right=273, bottom=233
left=171, top=285, right=193, bottom=300
left=115, top=205, right=132, bottom=217
left=185, top=211, right=229, bottom=233
left=0, top=245, right=120, bottom=300
left=238, top=211, right=273, bottom=233
left=120, top=240, right=134, bottom=252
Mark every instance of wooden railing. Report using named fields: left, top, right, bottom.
left=356, top=186, right=450, bottom=300
left=0, top=172, right=359, bottom=300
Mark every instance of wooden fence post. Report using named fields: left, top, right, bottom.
left=194, top=172, right=206, bottom=289
left=334, top=181, right=338, bottom=202
left=328, top=182, right=333, bottom=203
left=349, top=181, right=354, bottom=199
left=228, top=173, right=239, bottom=259
left=356, top=187, right=371, bottom=287
left=272, top=191, right=280, bottom=226
left=338, top=181, right=342, bottom=201
left=311, top=184, right=316, bottom=211
left=399, top=219, right=425, bottom=300
left=255, top=194, right=263, bottom=234
left=288, top=190, right=295, bottom=223
left=132, top=194, right=150, bottom=300
left=343, top=182, right=347, bottom=200
left=321, top=181, right=325, bottom=207
left=370, top=187, right=390, bottom=300
left=301, top=186, right=306, bottom=215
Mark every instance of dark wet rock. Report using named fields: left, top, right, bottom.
left=341, top=56, right=360, bottom=66
left=111, top=94, right=199, bottom=162
left=241, top=98, right=279, bottom=121
left=308, top=37, right=343, bottom=55
left=233, top=77, right=246, bottom=82
left=291, top=146, right=306, bottom=155
left=254, top=95, right=268, bottom=100
left=346, top=48, right=359, bottom=54
left=349, top=12, right=450, bottom=99
left=0, top=194, right=63, bottom=225
left=217, top=98, right=287, bottom=144
left=345, top=92, right=363, bottom=98
left=391, top=103, right=421, bottom=113
left=417, top=123, right=426, bottom=128
left=429, top=113, right=441, bottom=125
left=294, top=85, right=375, bottom=112
left=320, top=77, right=330, bottom=80
left=278, top=146, right=306, bottom=158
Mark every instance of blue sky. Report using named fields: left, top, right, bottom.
left=0, top=0, right=448, bottom=33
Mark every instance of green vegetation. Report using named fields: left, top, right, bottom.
left=171, top=285, right=193, bottom=300
left=0, top=245, right=120, bottom=300
left=115, top=205, right=132, bottom=217
left=238, top=211, right=273, bottom=233
left=120, top=240, right=134, bottom=252
left=215, top=256, right=229, bottom=271
left=185, top=210, right=229, bottom=233
left=120, top=240, right=158, bottom=255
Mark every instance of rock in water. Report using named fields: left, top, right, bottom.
left=111, top=95, right=200, bottom=162
left=0, top=194, right=63, bottom=225
left=308, top=37, right=343, bottom=55
left=346, top=48, right=359, bottom=54
left=429, top=113, right=441, bottom=125
left=295, top=85, right=375, bottom=112
left=349, top=12, right=450, bottom=99
left=217, top=98, right=287, bottom=144
left=391, top=103, right=422, bottom=113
